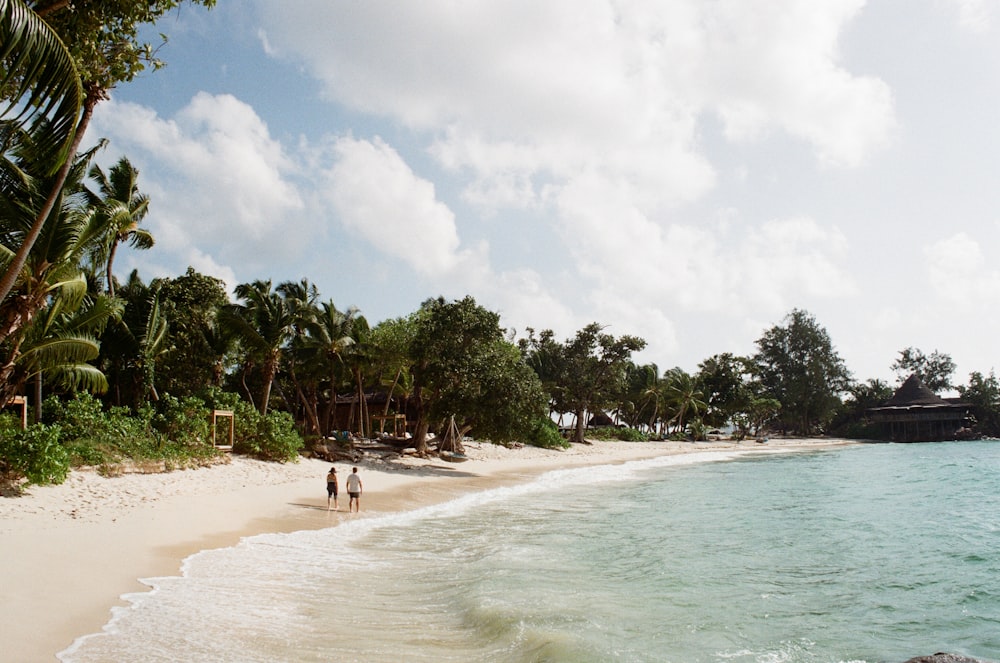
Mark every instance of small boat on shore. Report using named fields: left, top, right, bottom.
left=439, top=450, right=468, bottom=463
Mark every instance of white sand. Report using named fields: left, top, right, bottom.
left=0, top=437, right=853, bottom=662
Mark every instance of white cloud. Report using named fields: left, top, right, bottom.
left=925, top=233, right=1000, bottom=308
left=261, top=0, right=894, bottom=201
left=324, top=136, right=467, bottom=276
left=91, top=94, right=308, bottom=274
left=700, top=0, right=895, bottom=167
left=944, top=0, right=994, bottom=32
left=248, top=0, right=892, bottom=359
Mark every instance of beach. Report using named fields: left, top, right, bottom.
left=0, top=437, right=852, bottom=662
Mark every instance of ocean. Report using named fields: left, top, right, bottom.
left=60, top=441, right=1000, bottom=663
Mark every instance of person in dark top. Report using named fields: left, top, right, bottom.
left=326, top=466, right=338, bottom=511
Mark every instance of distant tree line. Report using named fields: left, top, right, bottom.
left=4, top=0, right=1000, bottom=490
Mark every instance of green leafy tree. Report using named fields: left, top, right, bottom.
left=890, top=347, right=956, bottom=393
left=522, top=322, right=646, bottom=444
left=98, top=271, right=168, bottom=407
left=827, top=378, right=894, bottom=438
left=752, top=308, right=850, bottom=435
left=154, top=268, right=230, bottom=397
left=292, top=299, right=359, bottom=437
left=368, top=316, right=416, bottom=424
left=619, top=362, right=660, bottom=432
left=731, top=396, right=782, bottom=439
left=409, top=296, right=546, bottom=454
left=518, top=327, right=564, bottom=419
left=18, top=285, right=120, bottom=421
left=0, top=0, right=81, bottom=172
left=958, top=371, right=1000, bottom=436
left=846, top=378, right=893, bottom=418
left=696, top=353, right=753, bottom=429
left=0, top=138, right=113, bottom=405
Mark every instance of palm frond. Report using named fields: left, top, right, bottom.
left=0, top=0, right=82, bottom=173
left=45, top=362, right=108, bottom=394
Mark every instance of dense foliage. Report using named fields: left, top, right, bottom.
left=520, top=323, right=646, bottom=443
left=409, top=297, right=547, bottom=453
left=6, top=0, right=1000, bottom=493
left=752, top=309, right=851, bottom=435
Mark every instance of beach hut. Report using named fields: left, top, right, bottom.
left=867, top=374, right=971, bottom=442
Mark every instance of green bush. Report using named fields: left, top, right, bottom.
left=151, top=394, right=212, bottom=447
left=44, top=393, right=158, bottom=464
left=614, top=426, right=649, bottom=442
left=686, top=420, right=707, bottom=441
left=0, top=420, right=69, bottom=487
left=232, top=408, right=303, bottom=462
left=525, top=417, right=570, bottom=449
left=42, top=392, right=222, bottom=469
left=587, top=426, right=649, bottom=442
left=202, top=388, right=304, bottom=462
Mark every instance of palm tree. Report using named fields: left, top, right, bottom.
left=0, top=0, right=81, bottom=168
left=85, top=156, right=153, bottom=297
left=302, top=300, right=358, bottom=435
left=222, top=280, right=297, bottom=414
left=98, top=270, right=166, bottom=407
left=0, top=0, right=218, bottom=305
left=621, top=362, right=660, bottom=432
left=0, top=137, right=109, bottom=404
left=663, top=368, right=707, bottom=435
left=18, top=285, right=120, bottom=420
left=0, top=0, right=88, bottom=305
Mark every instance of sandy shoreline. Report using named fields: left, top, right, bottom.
left=0, top=437, right=854, bottom=662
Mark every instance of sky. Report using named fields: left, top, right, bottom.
left=88, top=0, right=1000, bottom=388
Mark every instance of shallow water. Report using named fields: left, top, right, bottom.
left=61, top=442, right=1000, bottom=662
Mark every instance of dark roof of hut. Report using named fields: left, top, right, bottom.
left=881, top=374, right=949, bottom=407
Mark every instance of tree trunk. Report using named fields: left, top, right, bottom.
left=106, top=241, right=119, bottom=298
left=353, top=367, right=367, bottom=438
left=574, top=408, right=586, bottom=444
left=291, top=370, right=320, bottom=436
left=383, top=368, right=402, bottom=416
left=34, top=372, right=42, bottom=423
left=321, top=366, right=338, bottom=435
left=411, top=385, right=428, bottom=455
left=259, top=359, right=276, bottom=415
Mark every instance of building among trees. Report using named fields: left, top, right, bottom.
left=867, top=374, right=972, bottom=442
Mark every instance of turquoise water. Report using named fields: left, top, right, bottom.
left=61, top=442, right=1000, bottom=662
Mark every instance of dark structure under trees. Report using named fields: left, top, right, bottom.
left=867, top=374, right=972, bottom=442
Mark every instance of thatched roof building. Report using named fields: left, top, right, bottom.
left=867, top=374, right=971, bottom=442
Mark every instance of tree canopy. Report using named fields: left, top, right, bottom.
left=752, top=309, right=850, bottom=435
left=521, top=323, right=646, bottom=443
left=891, top=347, right=956, bottom=393
left=409, top=296, right=546, bottom=453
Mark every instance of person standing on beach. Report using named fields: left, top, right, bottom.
left=346, top=466, right=363, bottom=512
left=326, top=466, right=339, bottom=511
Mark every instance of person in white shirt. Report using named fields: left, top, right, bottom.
left=346, top=466, right=363, bottom=513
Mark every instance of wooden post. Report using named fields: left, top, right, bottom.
left=211, top=409, right=235, bottom=448
left=4, top=396, right=27, bottom=430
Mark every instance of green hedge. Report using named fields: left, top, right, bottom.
left=0, top=417, right=69, bottom=488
